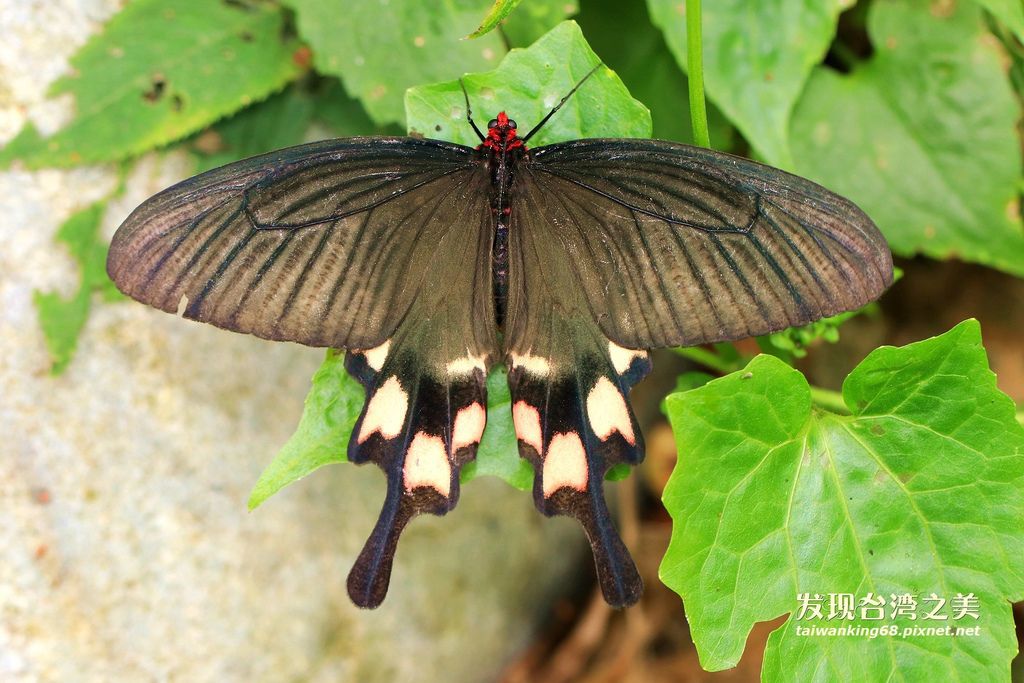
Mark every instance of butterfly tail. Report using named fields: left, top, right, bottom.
left=508, top=332, right=651, bottom=607
left=344, top=341, right=488, bottom=608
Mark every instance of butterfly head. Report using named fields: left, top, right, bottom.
left=482, top=111, right=524, bottom=153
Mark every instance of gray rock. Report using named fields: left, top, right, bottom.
left=0, top=5, right=586, bottom=682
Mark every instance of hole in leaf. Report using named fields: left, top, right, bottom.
left=142, top=74, right=167, bottom=103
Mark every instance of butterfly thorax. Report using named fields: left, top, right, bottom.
left=480, top=111, right=526, bottom=329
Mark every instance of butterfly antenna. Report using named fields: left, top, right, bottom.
left=522, top=63, right=603, bottom=143
left=460, top=78, right=486, bottom=142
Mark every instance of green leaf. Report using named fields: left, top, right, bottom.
left=466, top=0, right=525, bottom=39
left=248, top=349, right=364, bottom=509
left=501, top=0, right=578, bottom=47
left=284, top=0, right=505, bottom=126
left=577, top=0, right=733, bottom=146
left=976, top=0, right=1024, bottom=42
left=646, top=0, right=849, bottom=165
left=0, top=0, right=302, bottom=169
left=189, top=86, right=315, bottom=173
left=791, top=0, right=1024, bottom=277
left=406, top=21, right=651, bottom=148
left=35, top=202, right=124, bottom=375
left=660, top=320, right=1024, bottom=678
left=310, top=78, right=395, bottom=137
left=460, top=369, right=534, bottom=490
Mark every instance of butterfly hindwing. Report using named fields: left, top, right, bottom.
left=345, top=333, right=490, bottom=608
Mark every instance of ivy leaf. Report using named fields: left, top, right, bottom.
left=35, top=202, right=124, bottom=375
left=646, top=0, right=850, bottom=165
left=791, top=0, right=1024, bottom=277
left=466, top=0, right=525, bottom=39
left=406, top=21, right=651, bottom=148
left=0, top=0, right=302, bottom=169
left=284, top=0, right=505, bottom=126
left=660, top=320, right=1024, bottom=678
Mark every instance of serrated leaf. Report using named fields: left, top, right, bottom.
left=660, top=320, right=1024, bottom=678
left=35, top=202, right=124, bottom=375
left=791, top=0, right=1024, bottom=277
left=577, top=0, right=733, bottom=146
left=0, top=0, right=302, bottom=169
left=284, top=0, right=505, bottom=126
left=466, top=0, right=525, bottom=39
left=406, top=21, right=651, bottom=148
left=646, top=0, right=850, bottom=165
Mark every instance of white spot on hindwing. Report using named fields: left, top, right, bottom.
left=446, top=353, right=487, bottom=376
left=357, top=376, right=408, bottom=443
left=452, top=403, right=486, bottom=450
left=513, top=401, right=543, bottom=453
left=607, top=341, right=647, bottom=375
left=586, top=377, right=635, bottom=444
left=362, top=339, right=391, bottom=371
left=510, top=352, right=551, bottom=377
left=543, top=432, right=588, bottom=496
left=403, top=432, right=451, bottom=496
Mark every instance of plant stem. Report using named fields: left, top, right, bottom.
left=685, top=0, right=711, bottom=148
left=810, top=386, right=849, bottom=414
left=673, top=346, right=736, bottom=374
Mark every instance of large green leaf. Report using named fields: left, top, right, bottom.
left=791, top=0, right=1024, bottom=277
left=660, top=320, right=1024, bottom=679
left=283, top=0, right=505, bottom=126
left=0, top=0, right=302, bottom=169
left=406, top=21, right=650, bottom=147
left=253, top=21, right=649, bottom=499
left=646, top=0, right=850, bottom=165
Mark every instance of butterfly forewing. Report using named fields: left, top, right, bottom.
left=523, top=139, right=893, bottom=349
left=108, top=137, right=486, bottom=350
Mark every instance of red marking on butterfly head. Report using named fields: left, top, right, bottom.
left=481, top=111, right=524, bottom=152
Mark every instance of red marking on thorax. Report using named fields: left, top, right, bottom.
left=480, top=110, right=524, bottom=153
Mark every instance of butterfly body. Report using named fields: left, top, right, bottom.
left=108, top=97, right=892, bottom=609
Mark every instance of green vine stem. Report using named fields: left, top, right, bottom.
left=685, top=0, right=711, bottom=148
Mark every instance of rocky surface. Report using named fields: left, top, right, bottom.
left=0, top=4, right=584, bottom=681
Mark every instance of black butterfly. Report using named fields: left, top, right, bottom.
left=107, top=67, right=892, bottom=609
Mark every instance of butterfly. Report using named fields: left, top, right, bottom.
left=106, top=66, right=893, bottom=609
